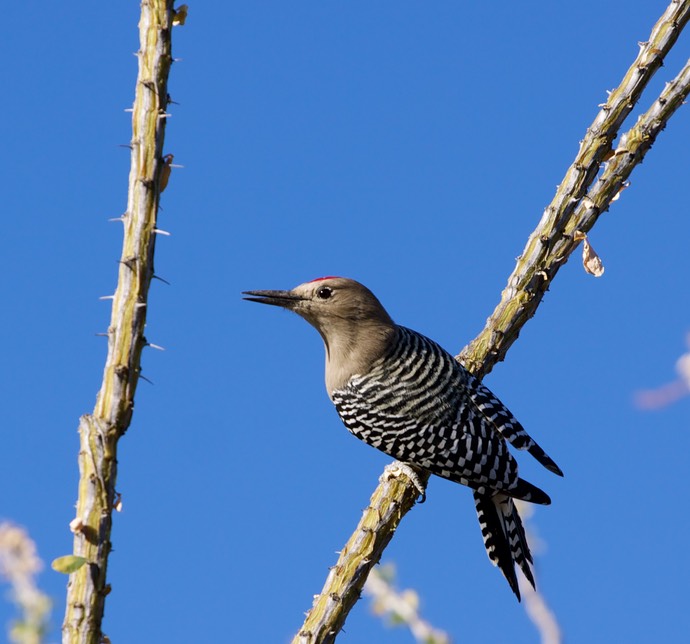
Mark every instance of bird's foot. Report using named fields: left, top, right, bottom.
left=381, top=461, right=427, bottom=503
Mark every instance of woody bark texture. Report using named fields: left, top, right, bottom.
left=61, top=2, right=175, bottom=643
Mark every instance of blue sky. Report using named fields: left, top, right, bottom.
left=2, top=2, right=689, bottom=642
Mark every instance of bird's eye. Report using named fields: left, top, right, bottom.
left=316, top=286, right=333, bottom=300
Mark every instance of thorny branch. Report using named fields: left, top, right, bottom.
left=458, top=0, right=690, bottom=378
left=61, top=2, right=177, bottom=643
left=292, top=2, right=690, bottom=642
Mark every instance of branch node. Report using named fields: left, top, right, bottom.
left=120, top=256, right=138, bottom=270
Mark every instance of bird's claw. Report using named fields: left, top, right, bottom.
left=381, top=461, right=427, bottom=503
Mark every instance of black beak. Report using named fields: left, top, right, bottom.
left=242, top=289, right=304, bottom=309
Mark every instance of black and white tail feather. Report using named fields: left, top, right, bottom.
left=330, top=326, right=561, bottom=600
left=467, top=375, right=564, bottom=479
left=474, top=491, right=535, bottom=600
left=466, top=372, right=561, bottom=599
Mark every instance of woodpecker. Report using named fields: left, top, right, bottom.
left=243, top=277, right=562, bottom=600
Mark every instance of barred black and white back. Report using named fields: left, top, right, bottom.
left=245, top=277, right=562, bottom=600
left=332, top=326, right=562, bottom=598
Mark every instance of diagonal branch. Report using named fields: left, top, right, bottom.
left=458, top=0, right=690, bottom=379
left=292, top=2, right=690, bottom=642
left=575, top=55, right=690, bottom=230
left=61, top=2, right=176, bottom=643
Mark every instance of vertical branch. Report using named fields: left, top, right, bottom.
left=62, top=2, right=175, bottom=643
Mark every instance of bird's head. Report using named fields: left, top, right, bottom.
left=243, top=276, right=394, bottom=337
left=243, top=277, right=396, bottom=390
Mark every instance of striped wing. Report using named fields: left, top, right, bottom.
left=331, top=327, right=520, bottom=494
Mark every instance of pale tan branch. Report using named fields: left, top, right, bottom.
left=458, top=0, right=690, bottom=378
left=364, top=565, right=451, bottom=644
left=579, top=55, right=690, bottom=225
left=293, top=2, right=690, bottom=642
left=293, top=468, right=424, bottom=644
left=61, top=3, right=176, bottom=643
left=520, top=578, right=562, bottom=644
left=514, top=503, right=562, bottom=644
left=0, top=523, right=51, bottom=644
